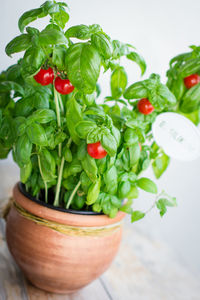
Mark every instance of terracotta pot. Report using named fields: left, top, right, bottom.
left=6, top=183, right=126, bottom=294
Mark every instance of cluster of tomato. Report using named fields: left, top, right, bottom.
left=137, top=73, right=200, bottom=116
left=34, top=67, right=74, bottom=95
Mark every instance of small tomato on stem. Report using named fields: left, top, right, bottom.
left=137, top=98, right=154, bottom=115
left=54, top=77, right=75, bottom=95
left=184, top=74, right=200, bottom=89
left=34, top=67, right=54, bottom=86
left=87, top=142, right=107, bottom=159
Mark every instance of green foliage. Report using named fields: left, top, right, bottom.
left=167, top=45, right=200, bottom=119
left=0, top=0, right=184, bottom=222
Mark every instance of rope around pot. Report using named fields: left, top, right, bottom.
left=2, top=199, right=122, bottom=237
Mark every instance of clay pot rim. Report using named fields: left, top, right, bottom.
left=14, top=183, right=126, bottom=227
left=19, top=182, right=102, bottom=216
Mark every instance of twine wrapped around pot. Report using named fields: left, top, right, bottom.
left=3, top=199, right=122, bottom=237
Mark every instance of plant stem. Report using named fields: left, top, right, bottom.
left=54, top=86, right=61, bottom=128
left=66, top=181, right=81, bottom=209
left=54, top=157, right=65, bottom=206
left=54, top=87, right=62, bottom=157
left=38, top=154, right=48, bottom=203
left=145, top=192, right=163, bottom=214
left=58, top=92, right=64, bottom=114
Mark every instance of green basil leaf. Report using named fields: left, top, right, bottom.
left=75, top=121, right=97, bottom=139
left=102, top=198, right=112, bottom=215
left=131, top=211, right=145, bottom=223
left=0, top=117, right=15, bottom=146
left=137, top=177, right=157, bottom=194
left=124, top=82, right=148, bottom=100
left=109, top=207, right=118, bottom=219
left=77, top=141, right=87, bottom=160
left=104, top=166, right=118, bottom=195
left=52, top=9, right=69, bottom=29
left=127, top=185, right=139, bottom=200
left=33, top=90, right=50, bottom=109
left=91, top=32, right=113, bottom=59
left=63, top=158, right=82, bottom=178
left=180, top=82, right=200, bottom=113
left=15, top=96, right=44, bottom=119
left=86, top=177, right=101, bottom=205
left=20, top=160, right=32, bottom=184
left=21, top=47, right=46, bottom=77
left=52, top=45, right=68, bottom=70
left=66, top=97, right=83, bottom=144
left=112, top=40, right=129, bottom=59
left=65, top=43, right=101, bottom=94
left=96, top=156, right=107, bottom=174
left=80, top=171, right=92, bottom=193
left=15, top=134, right=32, bottom=166
left=169, top=78, right=186, bottom=101
left=120, top=199, right=133, bottom=214
left=118, top=181, right=131, bottom=199
left=152, top=152, right=170, bottom=179
left=110, top=195, right=122, bottom=208
left=74, top=195, right=85, bottom=210
left=65, top=24, right=101, bottom=40
left=124, top=128, right=138, bottom=146
left=126, top=52, right=146, bottom=75
left=150, top=83, right=177, bottom=109
left=129, top=143, right=140, bottom=166
left=39, top=149, right=56, bottom=181
left=64, top=147, right=72, bottom=162
left=92, top=203, right=102, bottom=213
left=101, top=130, right=117, bottom=157
left=111, top=125, right=121, bottom=147
left=18, top=7, right=45, bottom=33
left=81, top=154, right=97, bottom=182
left=26, top=123, right=48, bottom=146
left=13, top=117, right=27, bottom=136
left=27, top=109, right=56, bottom=124
left=180, top=110, right=200, bottom=125
left=87, top=127, right=102, bottom=144
left=111, top=67, right=128, bottom=99
left=39, top=28, right=68, bottom=46
left=82, top=93, right=96, bottom=106
left=0, top=143, right=11, bottom=159
left=5, top=34, right=31, bottom=56
left=88, top=24, right=102, bottom=34
left=128, top=172, right=137, bottom=183
left=65, top=25, right=91, bottom=40
left=179, top=58, right=200, bottom=77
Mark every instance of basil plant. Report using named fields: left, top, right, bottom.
left=1, top=0, right=191, bottom=223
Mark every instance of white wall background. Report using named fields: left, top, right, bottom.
left=0, top=0, right=200, bottom=274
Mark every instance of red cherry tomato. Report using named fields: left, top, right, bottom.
left=184, top=74, right=200, bottom=89
left=34, top=67, right=54, bottom=86
left=139, top=143, right=142, bottom=151
left=54, top=77, right=75, bottom=95
left=137, top=98, right=154, bottom=115
left=87, top=142, right=107, bottom=159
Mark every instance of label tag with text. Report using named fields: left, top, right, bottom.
left=152, top=112, right=200, bottom=161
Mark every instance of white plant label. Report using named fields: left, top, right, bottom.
left=152, top=112, right=200, bottom=161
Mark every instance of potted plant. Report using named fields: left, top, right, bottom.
left=1, top=0, right=199, bottom=295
